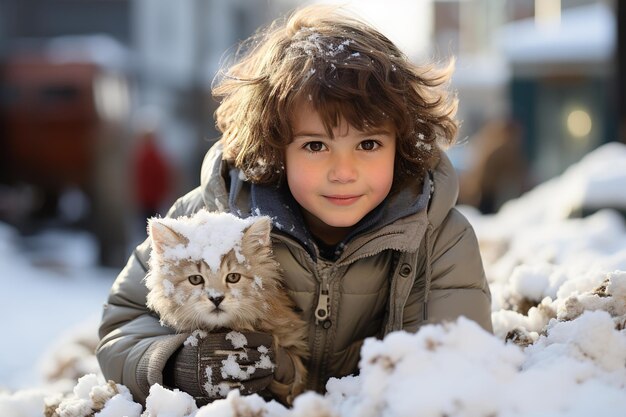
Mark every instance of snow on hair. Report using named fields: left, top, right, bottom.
left=213, top=4, right=458, bottom=187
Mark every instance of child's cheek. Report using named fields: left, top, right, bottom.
left=287, top=172, right=317, bottom=207
left=286, top=157, right=321, bottom=190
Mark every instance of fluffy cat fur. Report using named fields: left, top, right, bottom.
left=145, top=211, right=308, bottom=403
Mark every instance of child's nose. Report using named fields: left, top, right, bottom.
left=328, top=154, right=357, bottom=183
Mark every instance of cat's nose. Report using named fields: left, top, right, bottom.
left=210, top=295, right=225, bottom=307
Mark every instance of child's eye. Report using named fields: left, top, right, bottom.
left=188, top=275, right=204, bottom=285
left=303, top=141, right=326, bottom=152
left=358, top=140, right=381, bottom=151
left=225, top=273, right=241, bottom=284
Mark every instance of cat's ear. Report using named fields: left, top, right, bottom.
left=148, top=219, right=187, bottom=255
left=242, top=216, right=272, bottom=249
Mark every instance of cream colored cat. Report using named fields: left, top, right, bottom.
left=145, top=210, right=308, bottom=403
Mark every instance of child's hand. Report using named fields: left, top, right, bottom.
left=172, top=330, right=276, bottom=404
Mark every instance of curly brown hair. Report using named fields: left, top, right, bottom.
left=213, top=4, right=458, bottom=186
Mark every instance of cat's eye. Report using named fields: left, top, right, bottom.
left=188, top=275, right=204, bottom=285
left=225, top=273, right=241, bottom=284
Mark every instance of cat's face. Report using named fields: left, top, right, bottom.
left=146, top=215, right=280, bottom=332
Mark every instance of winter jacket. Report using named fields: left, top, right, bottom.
left=96, top=140, right=493, bottom=404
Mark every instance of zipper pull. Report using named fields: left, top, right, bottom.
left=315, top=276, right=330, bottom=325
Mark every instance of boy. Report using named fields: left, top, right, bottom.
left=97, top=4, right=492, bottom=406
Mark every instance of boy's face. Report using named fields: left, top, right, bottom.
left=285, top=102, right=395, bottom=245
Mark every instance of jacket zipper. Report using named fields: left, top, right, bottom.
left=314, top=274, right=330, bottom=325
left=272, top=234, right=335, bottom=391
left=310, top=265, right=334, bottom=392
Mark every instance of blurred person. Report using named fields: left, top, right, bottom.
left=458, top=119, right=529, bottom=214
left=96, top=4, right=493, bottom=407
left=131, top=126, right=173, bottom=221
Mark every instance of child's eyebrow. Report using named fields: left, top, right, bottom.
left=292, top=131, right=327, bottom=139
left=293, top=128, right=394, bottom=139
left=361, top=127, right=394, bottom=136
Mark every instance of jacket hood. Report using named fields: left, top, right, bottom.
left=426, top=149, right=460, bottom=228
left=200, top=140, right=459, bottom=257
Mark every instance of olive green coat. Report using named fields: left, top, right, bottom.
left=96, top=141, right=492, bottom=403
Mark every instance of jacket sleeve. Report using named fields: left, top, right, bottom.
left=402, top=208, right=493, bottom=333
left=96, top=190, right=204, bottom=404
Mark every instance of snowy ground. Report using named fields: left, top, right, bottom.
left=1, top=142, right=626, bottom=416
left=0, top=226, right=116, bottom=390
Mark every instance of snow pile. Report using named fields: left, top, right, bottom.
left=42, top=374, right=141, bottom=417
left=0, top=388, right=54, bottom=417
left=325, top=315, right=626, bottom=417
left=459, top=142, right=626, bottom=342
left=580, top=144, right=626, bottom=210
left=38, top=318, right=103, bottom=388
left=480, top=210, right=626, bottom=339
left=464, top=142, right=626, bottom=242
left=22, top=313, right=625, bottom=417
left=142, top=384, right=197, bottom=417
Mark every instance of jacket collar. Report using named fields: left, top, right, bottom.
left=243, top=175, right=431, bottom=261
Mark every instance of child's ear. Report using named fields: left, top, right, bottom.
left=148, top=219, right=186, bottom=255
left=242, top=216, right=272, bottom=249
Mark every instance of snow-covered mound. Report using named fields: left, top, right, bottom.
left=458, top=142, right=626, bottom=342
left=29, top=313, right=626, bottom=417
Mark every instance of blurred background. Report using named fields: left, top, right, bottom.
left=0, top=0, right=623, bottom=268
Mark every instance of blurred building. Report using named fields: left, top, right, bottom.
left=131, top=0, right=296, bottom=190
left=499, top=2, right=617, bottom=183
left=0, top=0, right=297, bottom=265
left=434, top=0, right=619, bottom=210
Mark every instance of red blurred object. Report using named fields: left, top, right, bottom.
left=0, top=47, right=132, bottom=266
left=2, top=54, right=100, bottom=191
left=132, top=130, right=172, bottom=218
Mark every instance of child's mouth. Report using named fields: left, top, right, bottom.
left=324, top=195, right=361, bottom=206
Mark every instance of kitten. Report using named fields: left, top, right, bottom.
left=145, top=209, right=308, bottom=404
